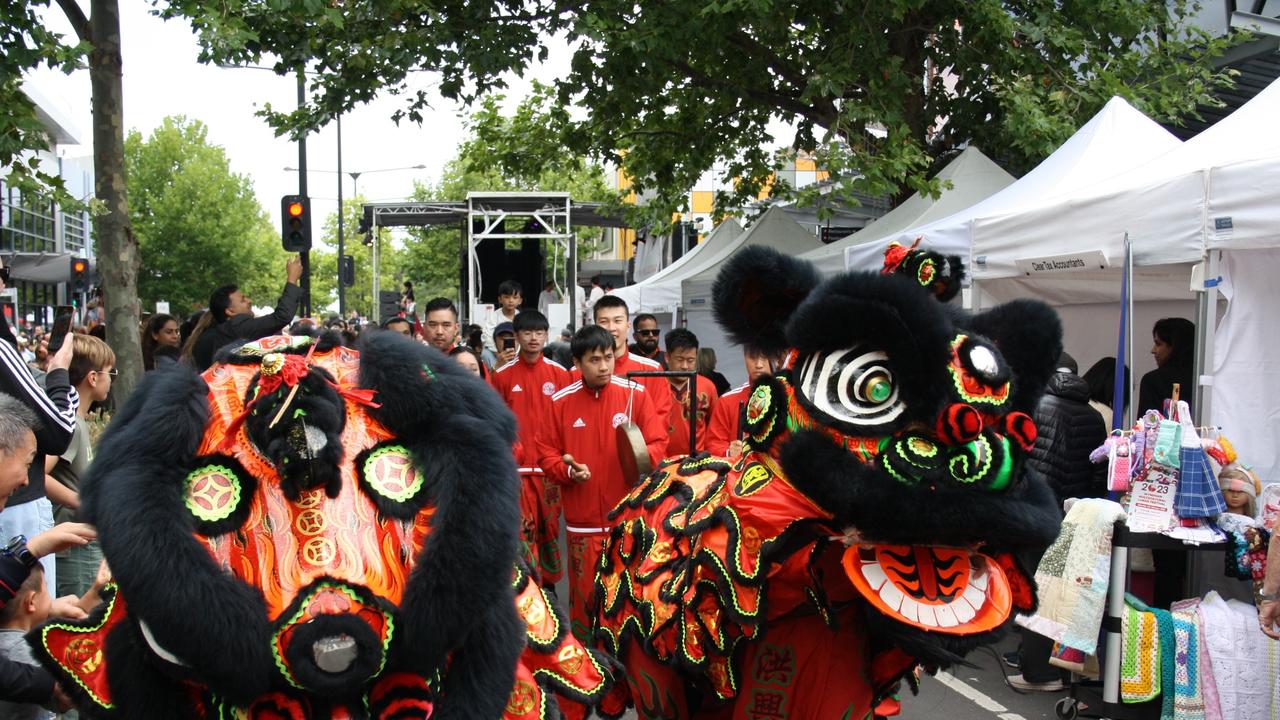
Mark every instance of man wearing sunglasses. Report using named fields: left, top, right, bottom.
left=627, top=313, right=667, bottom=369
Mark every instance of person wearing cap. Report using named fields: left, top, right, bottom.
left=381, top=316, right=413, bottom=337
left=492, top=321, right=517, bottom=369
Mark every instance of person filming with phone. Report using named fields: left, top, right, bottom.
left=0, top=257, right=80, bottom=602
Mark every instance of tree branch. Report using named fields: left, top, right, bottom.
left=55, top=0, right=91, bottom=42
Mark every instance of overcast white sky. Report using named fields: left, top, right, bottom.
left=32, top=3, right=575, bottom=232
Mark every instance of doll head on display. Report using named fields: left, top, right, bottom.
left=1218, top=463, right=1261, bottom=518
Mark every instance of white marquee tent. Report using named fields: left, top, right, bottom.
left=845, top=96, right=1186, bottom=274
left=798, top=147, right=1015, bottom=277
left=949, top=78, right=1280, bottom=483
left=609, top=217, right=744, bottom=316
left=682, top=207, right=824, bottom=387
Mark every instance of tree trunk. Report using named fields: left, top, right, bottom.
left=89, top=0, right=142, bottom=402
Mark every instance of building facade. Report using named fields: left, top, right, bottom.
left=1, top=85, right=94, bottom=330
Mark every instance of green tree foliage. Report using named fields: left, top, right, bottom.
left=162, top=0, right=1237, bottom=218
left=0, top=2, right=90, bottom=202
left=126, top=116, right=288, bottom=314
left=3, top=1, right=144, bottom=401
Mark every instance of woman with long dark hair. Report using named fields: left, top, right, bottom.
left=141, top=313, right=180, bottom=371
left=1082, top=357, right=1130, bottom=429
left=1136, top=317, right=1194, bottom=415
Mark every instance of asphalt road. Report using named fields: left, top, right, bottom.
left=898, top=635, right=1073, bottom=720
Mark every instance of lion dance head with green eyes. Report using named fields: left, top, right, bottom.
left=592, top=242, right=1064, bottom=719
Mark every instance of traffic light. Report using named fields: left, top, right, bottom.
left=281, top=195, right=312, bottom=251
left=69, top=257, right=89, bottom=294
left=339, top=255, right=355, bottom=287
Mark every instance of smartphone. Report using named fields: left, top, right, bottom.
left=45, top=305, right=76, bottom=354
left=502, top=337, right=516, bottom=351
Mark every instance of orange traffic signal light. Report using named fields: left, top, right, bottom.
left=69, top=257, right=89, bottom=293
left=281, top=195, right=312, bottom=251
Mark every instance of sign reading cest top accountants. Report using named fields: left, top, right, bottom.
left=1012, top=249, right=1109, bottom=276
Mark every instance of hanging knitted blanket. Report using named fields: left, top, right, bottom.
left=1198, top=591, right=1280, bottom=720
left=1121, top=598, right=1161, bottom=703
left=1171, top=598, right=1206, bottom=720
left=1018, top=498, right=1126, bottom=654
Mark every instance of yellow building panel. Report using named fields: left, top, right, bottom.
left=815, top=170, right=830, bottom=182
left=691, top=190, right=714, bottom=214
left=616, top=228, right=636, bottom=260
left=795, top=157, right=817, bottom=172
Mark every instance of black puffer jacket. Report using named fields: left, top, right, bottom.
left=1028, top=372, right=1108, bottom=505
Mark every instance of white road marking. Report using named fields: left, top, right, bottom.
left=934, top=671, right=1029, bottom=720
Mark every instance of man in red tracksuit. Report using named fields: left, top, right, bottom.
left=490, top=310, right=571, bottom=584
left=536, top=326, right=665, bottom=645
left=706, top=346, right=777, bottom=457
left=663, top=328, right=718, bottom=456
left=584, top=296, right=674, bottom=452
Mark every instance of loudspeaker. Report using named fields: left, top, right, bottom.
left=473, top=238, right=545, bottom=308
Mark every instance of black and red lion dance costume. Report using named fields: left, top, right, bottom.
left=591, top=243, right=1064, bottom=719
left=28, top=330, right=612, bottom=719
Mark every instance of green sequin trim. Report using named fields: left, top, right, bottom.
left=40, top=584, right=120, bottom=710
left=271, top=583, right=395, bottom=689
left=184, top=464, right=243, bottom=523
left=362, top=445, right=424, bottom=502
left=949, top=436, right=994, bottom=484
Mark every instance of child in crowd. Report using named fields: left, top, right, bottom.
left=48, top=334, right=114, bottom=597
left=0, top=565, right=55, bottom=719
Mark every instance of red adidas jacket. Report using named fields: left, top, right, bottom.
left=573, top=348, right=674, bottom=438
left=666, top=374, right=720, bottom=456
left=706, top=382, right=751, bottom=456
left=490, top=355, right=572, bottom=467
left=535, top=376, right=666, bottom=528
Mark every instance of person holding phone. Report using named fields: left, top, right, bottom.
left=0, top=257, right=79, bottom=600
left=188, top=256, right=304, bottom=370
left=492, top=322, right=518, bottom=369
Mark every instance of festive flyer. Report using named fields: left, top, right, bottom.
left=1126, top=464, right=1178, bottom=533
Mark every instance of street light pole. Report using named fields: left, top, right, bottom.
left=296, top=71, right=311, bottom=318
left=336, top=114, right=345, bottom=317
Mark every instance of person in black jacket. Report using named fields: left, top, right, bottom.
left=1009, top=352, right=1107, bottom=692
left=189, top=256, right=303, bottom=370
left=1028, top=352, right=1109, bottom=504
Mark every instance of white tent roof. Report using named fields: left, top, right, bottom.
left=681, top=206, right=824, bottom=307
left=1204, top=77, right=1280, bottom=252
left=846, top=96, right=1184, bottom=272
left=798, top=147, right=1014, bottom=277
left=609, top=217, right=744, bottom=314
left=971, top=78, right=1280, bottom=278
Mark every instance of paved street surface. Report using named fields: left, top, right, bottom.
left=899, top=636, right=1071, bottom=720
left=598, top=634, right=1071, bottom=720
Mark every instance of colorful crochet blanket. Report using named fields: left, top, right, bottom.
left=1121, top=598, right=1160, bottom=703
left=1171, top=598, right=1206, bottom=720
